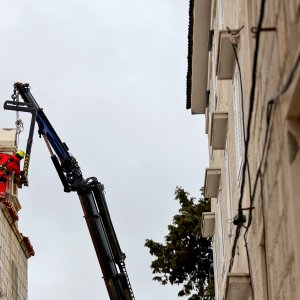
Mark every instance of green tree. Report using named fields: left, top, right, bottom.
left=145, top=187, right=214, bottom=299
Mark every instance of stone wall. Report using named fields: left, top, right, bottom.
left=0, top=209, right=28, bottom=300
left=0, top=129, right=33, bottom=300
left=206, top=0, right=300, bottom=299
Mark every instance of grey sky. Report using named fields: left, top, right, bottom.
left=0, top=1, right=208, bottom=299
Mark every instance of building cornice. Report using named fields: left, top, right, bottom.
left=186, top=0, right=212, bottom=114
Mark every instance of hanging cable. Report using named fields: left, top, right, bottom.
left=226, top=25, right=253, bottom=202
left=16, top=119, right=24, bottom=135
left=228, top=45, right=300, bottom=289
left=14, top=91, right=24, bottom=146
left=217, top=0, right=300, bottom=296
left=226, top=26, right=257, bottom=300
left=228, top=0, right=267, bottom=273
left=245, top=50, right=300, bottom=232
left=237, top=50, right=300, bottom=300
left=259, top=171, right=270, bottom=300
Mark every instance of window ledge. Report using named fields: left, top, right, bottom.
left=201, top=212, right=215, bottom=237
left=225, top=273, right=251, bottom=300
left=204, top=168, right=221, bottom=198
left=210, top=112, right=228, bottom=149
left=216, top=30, right=240, bottom=80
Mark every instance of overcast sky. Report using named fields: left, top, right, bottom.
left=0, top=1, right=208, bottom=299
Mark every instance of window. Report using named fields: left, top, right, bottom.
left=233, top=66, right=245, bottom=184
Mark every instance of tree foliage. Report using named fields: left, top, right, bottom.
left=145, top=187, right=214, bottom=299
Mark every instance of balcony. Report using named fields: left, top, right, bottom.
left=201, top=212, right=215, bottom=237
left=210, top=112, right=228, bottom=149
left=226, top=273, right=251, bottom=300
left=204, top=168, right=221, bottom=198
left=216, top=30, right=239, bottom=80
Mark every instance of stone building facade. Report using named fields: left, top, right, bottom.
left=0, top=129, right=34, bottom=300
left=187, top=0, right=300, bottom=299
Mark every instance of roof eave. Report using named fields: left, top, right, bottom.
left=186, top=0, right=212, bottom=114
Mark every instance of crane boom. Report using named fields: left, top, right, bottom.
left=4, top=82, right=134, bottom=300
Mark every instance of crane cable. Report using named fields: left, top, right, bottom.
left=14, top=91, right=24, bottom=147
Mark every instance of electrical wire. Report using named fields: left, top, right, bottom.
left=240, top=54, right=300, bottom=291
left=270, top=51, right=300, bottom=105
left=226, top=27, right=253, bottom=291
left=227, top=26, right=253, bottom=200
left=226, top=26, right=255, bottom=299
left=246, top=50, right=300, bottom=232
left=228, top=32, right=300, bottom=300
left=243, top=233, right=255, bottom=300
left=238, top=0, right=267, bottom=220
left=238, top=49, right=299, bottom=300
left=259, top=171, right=270, bottom=300
left=228, top=0, right=267, bottom=274
left=220, top=0, right=300, bottom=294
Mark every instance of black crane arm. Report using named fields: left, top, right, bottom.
left=4, top=82, right=134, bottom=300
